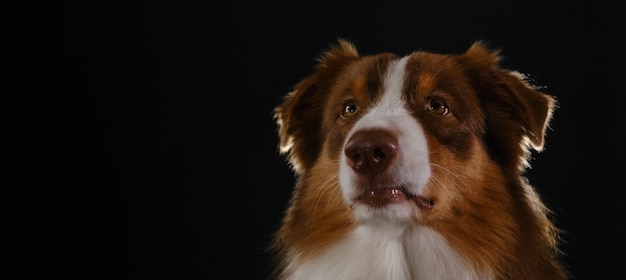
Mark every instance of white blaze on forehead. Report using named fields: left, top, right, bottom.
left=339, top=55, right=432, bottom=216
left=350, top=56, right=409, bottom=132
left=380, top=56, right=409, bottom=111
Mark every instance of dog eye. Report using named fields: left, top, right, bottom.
left=342, top=101, right=358, bottom=118
left=428, top=99, right=449, bottom=115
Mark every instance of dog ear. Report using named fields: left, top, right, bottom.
left=274, top=39, right=360, bottom=173
left=457, top=41, right=556, bottom=171
left=494, top=70, right=556, bottom=152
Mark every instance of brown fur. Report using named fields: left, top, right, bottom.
left=272, top=39, right=568, bottom=279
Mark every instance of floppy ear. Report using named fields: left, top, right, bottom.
left=456, top=41, right=556, bottom=171
left=274, top=39, right=360, bottom=173
left=493, top=70, right=556, bottom=152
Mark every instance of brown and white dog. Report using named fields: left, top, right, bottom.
left=271, top=39, right=568, bottom=280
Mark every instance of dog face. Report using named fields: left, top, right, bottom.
left=273, top=40, right=564, bottom=279
left=275, top=40, right=554, bottom=226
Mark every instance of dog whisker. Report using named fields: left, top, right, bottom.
left=429, top=163, right=464, bottom=184
left=313, top=173, right=340, bottom=214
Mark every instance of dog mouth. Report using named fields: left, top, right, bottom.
left=355, top=186, right=434, bottom=210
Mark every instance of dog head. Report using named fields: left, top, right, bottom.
left=274, top=39, right=554, bottom=225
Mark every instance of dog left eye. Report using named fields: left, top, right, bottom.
left=342, top=101, right=358, bottom=117
left=428, top=99, right=449, bottom=115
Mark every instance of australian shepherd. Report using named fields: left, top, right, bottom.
left=271, top=39, right=568, bottom=280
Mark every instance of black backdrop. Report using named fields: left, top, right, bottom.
left=7, top=1, right=625, bottom=279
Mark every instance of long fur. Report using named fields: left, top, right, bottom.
left=271, top=39, right=568, bottom=280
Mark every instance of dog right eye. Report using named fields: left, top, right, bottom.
left=427, top=99, right=449, bottom=116
left=342, top=101, right=358, bottom=118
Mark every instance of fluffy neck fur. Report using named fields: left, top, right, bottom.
left=283, top=223, right=488, bottom=280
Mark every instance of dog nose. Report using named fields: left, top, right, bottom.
left=344, top=130, right=398, bottom=175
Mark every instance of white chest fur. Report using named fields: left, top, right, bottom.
left=285, top=225, right=491, bottom=280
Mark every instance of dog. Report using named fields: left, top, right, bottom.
left=271, top=39, right=568, bottom=280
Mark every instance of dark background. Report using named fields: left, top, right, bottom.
left=6, top=1, right=625, bottom=279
